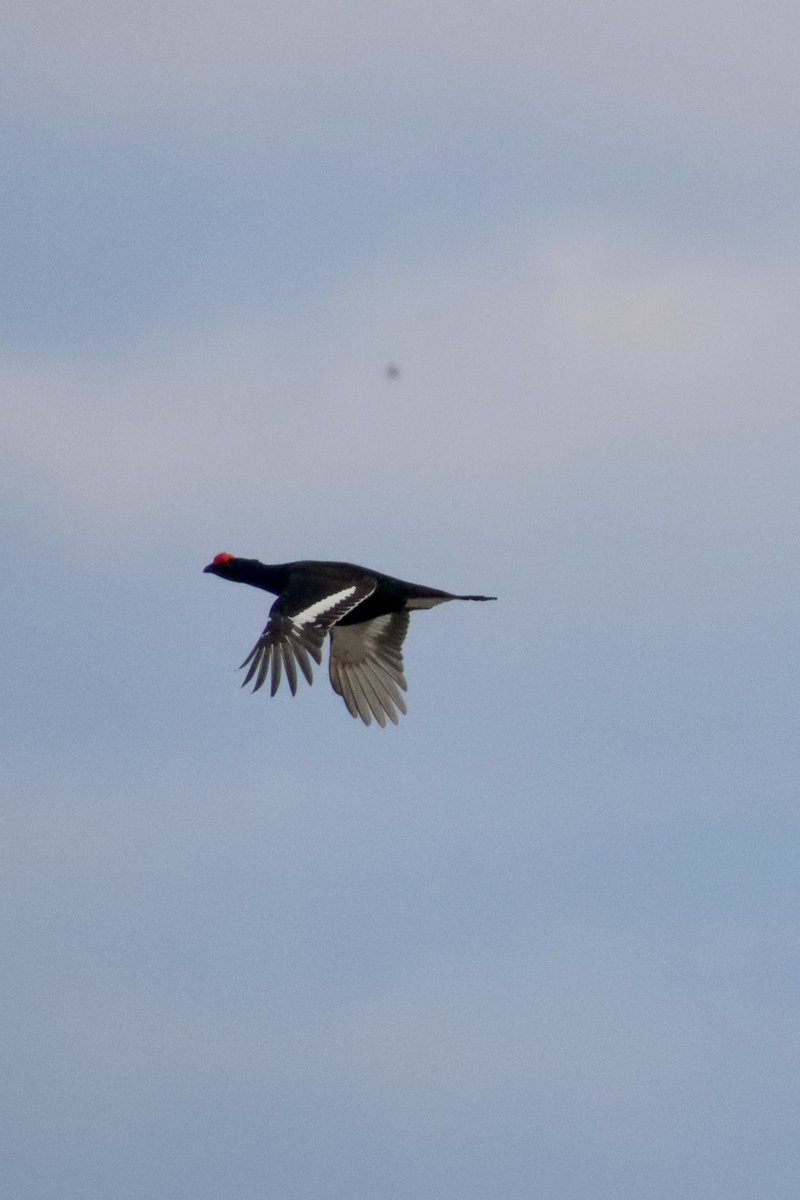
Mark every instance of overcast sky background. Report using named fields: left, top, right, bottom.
left=2, top=4, right=799, bottom=1198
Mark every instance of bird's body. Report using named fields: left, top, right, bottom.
left=203, top=553, right=495, bottom=726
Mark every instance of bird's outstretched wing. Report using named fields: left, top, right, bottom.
left=240, top=575, right=377, bottom=697
left=328, top=611, right=410, bottom=727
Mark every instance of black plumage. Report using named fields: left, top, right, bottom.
left=204, top=554, right=495, bottom=726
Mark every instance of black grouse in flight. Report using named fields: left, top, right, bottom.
left=204, top=554, right=496, bottom=726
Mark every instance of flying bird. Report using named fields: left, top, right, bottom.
left=204, top=554, right=496, bottom=726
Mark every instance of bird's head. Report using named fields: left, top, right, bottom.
left=203, top=552, right=240, bottom=579
left=204, top=553, right=278, bottom=591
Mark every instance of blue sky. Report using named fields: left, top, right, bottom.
left=3, top=4, right=799, bottom=1197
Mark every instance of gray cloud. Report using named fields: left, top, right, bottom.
left=3, top=1, right=797, bottom=158
left=4, top=219, right=798, bottom=562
